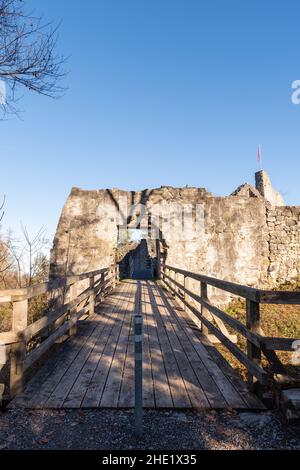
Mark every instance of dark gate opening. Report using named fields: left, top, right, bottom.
left=117, top=229, right=159, bottom=280
left=119, top=239, right=158, bottom=280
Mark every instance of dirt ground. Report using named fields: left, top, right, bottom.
left=0, top=408, right=299, bottom=451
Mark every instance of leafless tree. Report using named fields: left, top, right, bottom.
left=0, top=197, right=50, bottom=287
left=0, top=196, right=13, bottom=278
left=31, top=252, right=49, bottom=283
left=0, top=0, right=67, bottom=116
left=0, top=240, right=13, bottom=275
left=21, top=224, right=49, bottom=286
left=6, top=231, right=25, bottom=286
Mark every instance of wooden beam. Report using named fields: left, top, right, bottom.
left=183, top=276, right=189, bottom=312
left=259, top=290, right=300, bottom=304
left=201, top=298, right=259, bottom=347
left=261, top=347, right=287, bottom=375
left=164, top=265, right=260, bottom=301
left=69, top=282, right=78, bottom=337
left=23, top=305, right=68, bottom=342
left=0, top=266, right=112, bottom=303
left=195, top=305, right=268, bottom=385
left=23, top=319, right=75, bottom=372
left=246, top=300, right=263, bottom=392
left=164, top=272, right=253, bottom=345
left=200, top=282, right=210, bottom=338
left=161, top=276, right=268, bottom=385
left=89, top=276, right=95, bottom=316
left=10, top=299, right=28, bottom=398
left=0, top=332, right=19, bottom=345
left=22, top=286, right=93, bottom=342
left=260, top=336, right=300, bottom=352
left=163, top=265, right=300, bottom=305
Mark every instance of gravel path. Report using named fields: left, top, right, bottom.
left=0, top=409, right=299, bottom=450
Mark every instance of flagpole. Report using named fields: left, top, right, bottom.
left=258, top=144, right=262, bottom=171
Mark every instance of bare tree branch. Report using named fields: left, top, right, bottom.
left=0, top=199, right=50, bottom=287
left=6, top=235, right=25, bottom=286
left=0, top=0, right=67, bottom=117
left=21, top=223, right=48, bottom=285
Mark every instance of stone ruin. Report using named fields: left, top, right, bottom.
left=50, top=170, right=300, bottom=297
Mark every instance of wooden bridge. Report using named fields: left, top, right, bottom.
left=0, top=264, right=299, bottom=411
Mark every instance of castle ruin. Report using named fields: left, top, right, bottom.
left=50, top=171, right=300, bottom=295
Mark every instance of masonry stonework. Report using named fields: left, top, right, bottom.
left=50, top=172, right=300, bottom=298
left=267, top=206, right=300, bottom=284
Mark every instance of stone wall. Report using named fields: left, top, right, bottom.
left=267, top=206, right=300, bottom=284
left=50, top=174, right=300, bottom=301
left=50, top=186, right=269, bottom=290
left=165, top=195, right=270, bottom=303
left=159, top=196, right=269, bottom=293
left=50, top=188, right=126, bottom=277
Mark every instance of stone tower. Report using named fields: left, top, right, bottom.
left=255, top=170, right=284, bottom=207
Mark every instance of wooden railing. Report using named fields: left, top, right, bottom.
left=161, top=264, right=300, bottom=394
left=0, top=264, right=119, bottom=399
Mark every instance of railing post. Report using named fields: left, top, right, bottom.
left=246, top=300, right=262, bottom=394
left=134, top=313, right=143, bottom=438
left=100, top=272, right=106, bottom=298
left=10, top=299, right=28, bottom=398
left=89, top=275, right=95, bottom=316
left=171, top=269, right=176, bottom=296
left=112, top=266, right=116, bottom=289
left=184, top=276, right=189, bottom=311
left=162, top=266, right=170, bottom=282
left=156, top=239, right=161, bottom=279
left=175, top=272, right=184, bottom=309
left=161, top=263, right=165, bottom=281
left=200, top=282, right=209, bottom=337
left=175, top=271, right=180, bottom=299
left=69, top=282, right=78, bottom=336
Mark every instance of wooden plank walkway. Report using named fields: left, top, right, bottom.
left=10, top=280, right=264, bottom=410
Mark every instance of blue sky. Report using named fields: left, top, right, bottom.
left=1, top=0, right=300, bottom=242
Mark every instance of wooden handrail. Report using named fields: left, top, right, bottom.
left=161, top=264, right=300, bottom=394
left=164, top=264, right=300, bottom=304
left=162, top=275, right=268, bottom=385
left=163, top=271, right=262, bottom=347
left=0, top=266, right=114, bottom=303
left=164, top=264, right=260, bottom=301
left=0, top=263, right=120, bottom=399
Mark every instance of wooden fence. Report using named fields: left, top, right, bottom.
left=0, top=264, right=119, bottom=399
left=161, top=264, right=300, bottom=393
